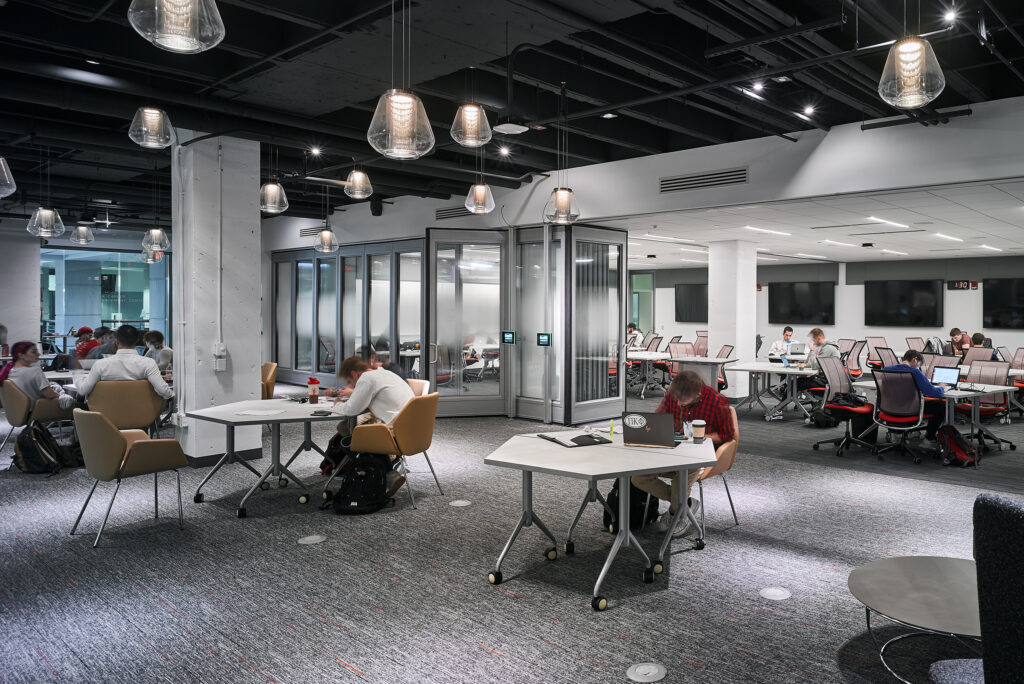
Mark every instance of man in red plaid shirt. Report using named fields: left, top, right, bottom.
left=632, top=370, right=736, bottom=536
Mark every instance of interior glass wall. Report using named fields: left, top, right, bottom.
left=275, top=261, right=293, bottom=366
left=295, top=260, right=314, bottom=371
left=575, top=242, right=622, bottom=403
left=517, top=241, right=561, bottom=402
left=398, top=252, right=422, bottom=377
left=317, top=259, right=337, bottom=374
left=368, top=254, right=392, bottom=363
left=341, top=256, right=361, bottom=360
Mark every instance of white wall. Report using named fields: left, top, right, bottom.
left=0, top=232, right=41, bottom=345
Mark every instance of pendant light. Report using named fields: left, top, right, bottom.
left=27, top=146, right=65, bottom=237
left=141, top=246, right=165, bottom=264
left=0, top=157, right=15, bottom=198
left=259, top=145, right=288, bottom=214
left=464, top=148, right=494, bottom=214
left=313, top=187, right=339, bottom=253
left=366, top=0, right=434, bottom=159
left=69, top=223, right=95, bottom=245
left=451, top=104, right=492, bottom=147
left=127, top=0, right=225, bottom=54
left=877, top=2, right=945, bottom=109
left=344, top=169, right=373, bottom=199
left=129, top=107, right=176, bottom=149
left=542, top=83, right=580, bottom=225
left=142, top=227, right=171, bottom=251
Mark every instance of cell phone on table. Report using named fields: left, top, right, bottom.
left=311, top=409, right=332, bottom=416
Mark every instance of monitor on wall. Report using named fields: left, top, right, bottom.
left=768, top=282, right=835, bottom=325
left=864, top=280, right=943, bottom=327
left=674, top=284, right=708, bottom=322
left=983, top=278, right=1024, bottom=329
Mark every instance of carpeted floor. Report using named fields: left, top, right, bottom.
left=0, top=404, right=1010, bottom=682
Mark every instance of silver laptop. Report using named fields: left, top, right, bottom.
left=931, top=366, right=960, bottom=389
left=622, top=412, right=676, bottom=448
left=788, top=342, right=807, bottom=355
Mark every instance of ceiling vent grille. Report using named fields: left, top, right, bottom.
left=659, top=167, right=748, bottom=193
left=435, top=206, right=472, bottom=220
left=299, top=226, right=321, bottom=237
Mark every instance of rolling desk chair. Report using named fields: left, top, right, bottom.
left=812, top=357, right=875, bottom=457
left=693, top=331, right=709, bottom=358
left=905, top=337, right=926, bottom=352
left=837, top=339, right=855, bottom=357
left=955, top=361, right=1015, bottom=450
left=962, top=347, right=996, bottom=366
left=865, top=337, right=888, bottom=369
left=876, top=347, right=899, bottom=368
left=844, top=340, right=866, bottom=378
left=871, top=369, right=933, bottom=464
left=997, top=346, right=1012, bottom=363
left=714, top=344, right=734, bottom=391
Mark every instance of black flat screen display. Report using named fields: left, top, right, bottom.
left=864, top=280, right=943, bottom=327
left=674, top=284, right=708, bottom=322
left=983, top=278, right=1024, bottom=329
left=768, top=282, right=835, bottom=325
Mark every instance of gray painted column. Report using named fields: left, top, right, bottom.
left=0, top=232, right=42, bottom=345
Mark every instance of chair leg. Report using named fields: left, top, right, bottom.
left=71, top=479, right=99, bottom=535
left=0, top=426, right=14, bottom=453
left=176, top=470, right=183, bottom=530
left=94, top=481, right=121, bottom=548
left=721, top=474, right=739, bottom=526
left=154, top=472, right=159, bottom=519
left=403, top=458, right=417, bottom=510
left=422, top=451, right=444, bottom=495
left=697, top=480, right=705, bottom=532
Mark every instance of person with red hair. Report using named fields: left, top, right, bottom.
left=0, top=341, right=75, bottom=408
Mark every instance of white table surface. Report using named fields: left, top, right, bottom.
left=853, top=380, right=1018, bottom=399
left=731, top=361, right=818, bottom=376
left=485, top=433, right=717, bottom=481
left=626, top=351, right=671, bottom=361
left=399, top=349, right=421, bottom=357
left=669, top=356, right=738, bottom=365
left=186, top=398, right=343, bottom=426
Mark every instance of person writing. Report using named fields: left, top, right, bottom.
left=0, top=341, right=76, bottom=409
left=883, top=349, right=946, bottom=442
left=75, top=325, right=173, bottom=400
left=632, top=371, right=736, bottom=536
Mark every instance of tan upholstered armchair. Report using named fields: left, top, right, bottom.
left=0, top=381, right=74, bottom=451
left=694, top=406, right=739, bottom=529
left=407, top=378, right=430, bottom=396
left=349, top=392, right=442, bottom=507
left=71, top=409, right=189, bottom=547
left=261, top=362, right=278, bottom=400
left=86, top=379, right=166, bottom=432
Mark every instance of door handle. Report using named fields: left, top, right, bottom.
left=429, top=342, right=438, bottom=364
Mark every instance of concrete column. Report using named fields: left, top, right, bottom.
left=708, top=240, right=757, bottom=399
left=172, top=131, right=262, bottom=463
left=0, top=232, right=41, bottom=345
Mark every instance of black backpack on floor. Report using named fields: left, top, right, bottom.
left=13, top=422, right=65, bottom=474
left=937, top=425, right=978, bottom=467
left=603, top=480, right=660, bottom=533
left=331, top=453, right=389, bottom=514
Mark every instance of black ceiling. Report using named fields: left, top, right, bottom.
left=2, top=0, right=1024, bottom=226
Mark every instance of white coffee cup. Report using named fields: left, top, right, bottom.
left=692, top=419, right=706, bottom=439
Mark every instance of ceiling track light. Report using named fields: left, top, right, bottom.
left=933, top=232, right=963, bottom=241
left=744, top=225, right=791, bottom=236
left=795, top=253, right=828, bottom=259
left=129, top=107, right=176, bottom=149
left=128, top=0, right=225, bottom=54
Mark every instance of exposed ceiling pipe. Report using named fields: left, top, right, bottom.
left=983, top=0, right=1024, bottom=52
left=704, top=14, right=846, bottom=58
left=32, top=0, right=118, bottom=23
left=962, top=10, right=1024, bottom=86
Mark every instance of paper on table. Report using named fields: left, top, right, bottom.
left=235, top=409, right=286, bottom=416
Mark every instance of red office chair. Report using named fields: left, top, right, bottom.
left=954, top=361, right=1015, bottom=450
left=813, top=357, right=876, bottom=457
left=714, top=344, right=734, bottom=391
left=871, top=369, right=935, bottom=464
left=865, top=337, right=888, bottom=369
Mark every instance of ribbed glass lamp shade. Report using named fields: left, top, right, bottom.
left=0, top=157, right=16, bottom=199
left=542, top=187, right=580, bottom=225
left=313, top=225, right=339, bottom=253
left=127, top=0, right=225, bottom=54
left=129, top=107, right=176, bottom=149
left=259, top=181, right=289, bottom=214
left=367, top=89, right=435, bottom=160
left=141, top=246, right=165, bottom=264
left=465, top=183, right=495, bottom=214
left=141, top=227, right=171, bottom=251
left=69, top=224, right=95, bottom=245
left=26, top=207, right=66, bottom=237
left=344, top=169, right=373, bottom=199
left=878, top=36, right=945, bottom=109
left=450, top=103, right=492, bottom=147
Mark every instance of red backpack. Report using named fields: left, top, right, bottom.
left=937, top=425, right=978, bottom=467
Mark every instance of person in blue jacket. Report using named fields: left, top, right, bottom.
left=883, top=349, right=946, bottom=441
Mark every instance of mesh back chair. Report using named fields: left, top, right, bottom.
left=920, top=353, right=939, bottom=379
left=318, top=337, right=336, bottom=373
left=997, top=346, right=1012, bottom=363
left=261, top=362, right=277, bottom=400
left=1011, top=347, right=1024, bottom=370
left=865, top=337, right=888, bottom=368
left=837, top=338, right=856, bottom=357
left=641, top=331, right=655, bottom=349
left=876, top=347, right=899, bottom=368
left=755, top=334, right=763, bottom=357
left=693, top=332, right=709, bottom=357
left=645, top=335, right=663, bottom=352
left=942, top=341, right=955, bottom=355
left=956, top=361, right=1015, bottom=448
left=693, top=407, right=740, bottom=531
left=668, top=335, right=681, bottom=344
left=715, top=344, right=734, bottom=390
left=905, top=337, right=926, bottom=352
left=626, top=332, right=639, bottom=348
left=963, top=346, right=996, bottom=366
left=0, top=380, right=74, bottom=452
left=813, top=357, right=876, bottom=456
left=931, top=354, right=962, bottom=371
left=667, top=342, right=691, bottom=376
left=845, top=340, right=866, bottom=377
left=871, top=369, right=933, bottom=463
left=984, top=337, right=993, bottom=348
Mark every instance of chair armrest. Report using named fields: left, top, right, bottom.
left=121, top=439, right=188, bottom=478
left=350, top=423, right=399, bottom=455
left=31, top=398, right=73, bottom=423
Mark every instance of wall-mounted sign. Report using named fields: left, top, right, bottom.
left=502, top=331, right=516, bottom=344
left=946, top=280, right=973, bottom=290
left=537, top=333, right=551, bottom=347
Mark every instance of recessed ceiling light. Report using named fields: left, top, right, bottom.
left=944, top=10, right=957, bottom=22
left=601, top=112, right=618, bottom=119
left=868, top=216, right=910, bottom=228
left=678, top=247, right=708, bottom=253
left=85, top=59, right=100, bottom=66
left=756, top=247, right=770, bottom=252
left=643, top=233, right=695, bottom=243
left=979, top=244, right=1003, bottom=251
left=822, top=239, right=855, bottom=247
left=881, top=249, right=908, bottom=255
left=933, top=232, right=963, bottom=242
left=752, top=81, right=764, bottom=91
left=628, top=241, right=642, bottom=246
left=745, top=225, right=791, bottom=236
left=679, top=258, right=706, bottom=263
left=795, top=253, right=828, bottom=259
left=493, top=121, right=529, bottom=135
left=498, top=146, right=510, bottom=156
left=803, top=105, right=815, bottom=115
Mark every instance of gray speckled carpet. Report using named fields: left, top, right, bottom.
left=0, top=412, right=1002, bottom=683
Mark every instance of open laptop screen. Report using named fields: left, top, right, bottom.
left=931, top=366, right=959, bottom=385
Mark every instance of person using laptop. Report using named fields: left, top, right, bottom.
left=883, top=349, right=946, bottom=442
left=797, top=328, right=839, bottom=390
left=631, top=370, right=735, bottom=536
left=767, top=326, right=794, bottom=358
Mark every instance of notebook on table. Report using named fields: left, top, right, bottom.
left=537, top=430, right=611, bottom=448
left=621, top=412, right=676, bottom=448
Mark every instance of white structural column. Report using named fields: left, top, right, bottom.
left=708, top=240, right=757, bottom=399
left=0, top=233, right=41, bottom=345
left=172, top=132, right=262, bottom=461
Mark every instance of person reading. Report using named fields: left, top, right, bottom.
left=949, top=328, right=971, bottom=354
left=883, top=349, right=946, bottom=442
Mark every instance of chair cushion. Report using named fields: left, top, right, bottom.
left=876, top=411, right=926, bottom=423
left=826, top=403, right=873, bottom=415
left=954, top=404, right=1006, bottom=416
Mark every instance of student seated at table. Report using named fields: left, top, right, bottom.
left=884, top=349, right=946, bottom=442
left=329, top=356, right=415, bottom=497
left=76, top=325, right=173, bottom=400
left=74, top=327, right=97, bottom=359
left=143, top=330, right=174, bottom=371
left=767, top=326, right=794, bottom=358
left=949, top=328, right=971, bottom=354
left=970, top=332, right=998, bottom=359
left=797, top=328, right=839, bottom=390
left=632, top=370, right=736, bottom=536
left=85, top=326, right=117, bottom=360
left=0, top=341, right=76, bottom=408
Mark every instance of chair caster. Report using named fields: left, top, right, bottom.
left=642, top=567, right=654, bottom=584
left=544, top=547, right=557, bottom=561
left=260, top=482, right=270, bottom=491
left=804, top=418, right=811, bottom=425
left=693, top=538, right=706, bottom=550
left=279, top=478, right=288, bottom=487
left=563, top=541, right=575, bottom=555
left=914, top=457, right=922, bottom=464
left=236, top=508, right=246, bottom=518
left=321, top=490, right=332, bottom=501
left=812, top=443, right=820, bottom=450
left=193, top=492, right=204, bottom=503
left=652, top=561, right=663, bottom=574
left=591, top=596, right=608, bottom=611
left=488, top=571, right=502, bottom=585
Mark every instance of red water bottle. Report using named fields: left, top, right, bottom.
left=307, top=377, right=320, bottom=404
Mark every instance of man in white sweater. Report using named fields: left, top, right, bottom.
left=76, top=325, right=173, bottom=400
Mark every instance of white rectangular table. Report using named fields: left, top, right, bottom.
left=731, top=361, right=818, bottom=421
left=668, top=356, right=738, bottom=388
left=484, top=433, right=716, bottom=610
left=186, top=398, right=338, bottom=517
left=626, top=350, right=671, bottom=399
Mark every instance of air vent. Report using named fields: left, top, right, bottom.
left=659, top=167, right=747, bottom=193
left=435, top=206, right=472, bottom=220
left=299, top=226, right=321, bottom=237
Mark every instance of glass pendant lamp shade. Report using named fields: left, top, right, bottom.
left=259, top=181, right=289, bottom=214
left=450, top=103, right=492, bottom=147
left=0, top=157, right=15, bottom=198
left=344, top=170, right=373, bottom=199
left=142, top=227, right=171, bottom=251
left=26, top=207, right=66, bottom=237
left=69, top=224, right=95, bottom=244
left=129, top=107, right=176, bottom=149
left=367, top=89, right=435, bottom=160
left=542, top=187, right=580, bottom=225
left=127, top=0, right=225, bottom=54
left=465, top=183, right=495, bottom=214
left=141, top=246, right=165, bottom=264
left=878, top=36, right=945, bottom=109
left=313, top=224, right=340, bottom=253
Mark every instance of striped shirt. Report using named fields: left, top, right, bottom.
left=656, top=385, right=735, bottom=444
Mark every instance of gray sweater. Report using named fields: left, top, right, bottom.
left=806, top=341, right=839, bottom=371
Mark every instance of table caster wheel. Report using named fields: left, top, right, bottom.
left=591, top=596, right=608, bottom=611
left=914, top=458, right=922, bottom=464
left=608, top=523, right=616, bottom=534
left=544, top=547, right=557, bottom=561
left=1011, top=444, right=1017, bottom=451
left=260, top=482, right=270, bottom=491
left=322, top=491, right=332, bottom=501
left=237, top=508, right=246, bottom=518
left=764, top=415, right=772, bottom=423
left=804, top=418, right=811, bottom=425
left=693, top=538, right=706, bottom=550
left=642, top=567, right=654, bottom=584
left=563, top=541, right=575, bottom=555
left=812, top=443, right=820, bottom=451
left=488, top=571, right=502, bottom=585
left=279, top=478, right=288, bottom=487
left=193, top=492, right=204, bottom=503
left=298, top=495, right=308, bottom=504
left=653, top=562, right=663, bottom=574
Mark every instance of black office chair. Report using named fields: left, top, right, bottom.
left=755, top=334, right=763, bottom=357
left=871, top=369, right=934, bottom=464
left=812, top=357, right=876, bottom=457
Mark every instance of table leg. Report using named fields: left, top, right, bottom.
left=283, top=421, right=328, bottom=470
left=565, top=483, right=615, bottom=553
left=193, top=425, right=261, bottom=504
left=237, top=423, right=311, bottom=517
left=592, top=475, right=654, bottom=610
left=639, top=361, right=649, bottom=400
left=489, top=471, right=558, bottom=584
